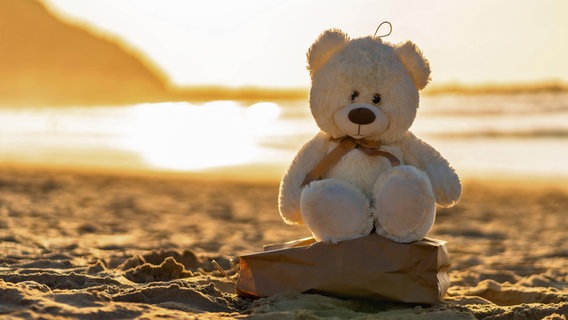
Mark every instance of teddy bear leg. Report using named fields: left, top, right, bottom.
left=373, top=166, right=436, bottom=243
left=301, top=179, right=373, bottom=243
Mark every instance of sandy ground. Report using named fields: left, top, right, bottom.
left=0, top=167, right=567, bottom=319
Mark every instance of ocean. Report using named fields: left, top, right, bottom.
left=1, top=92, right=568, bottom=181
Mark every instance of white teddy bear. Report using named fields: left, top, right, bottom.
left=278, top=29, right=461, bottom=244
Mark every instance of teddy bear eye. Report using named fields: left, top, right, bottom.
left=350, top=90, right=359, bottom=101
left=372, top=93, right=382, bottom=104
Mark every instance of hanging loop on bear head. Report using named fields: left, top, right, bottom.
left=374, top=21, right=392, bottom=38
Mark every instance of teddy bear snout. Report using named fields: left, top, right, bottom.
left=333, top=103, right=389, bottom=139
left=348, top=108, right=376, bottom=125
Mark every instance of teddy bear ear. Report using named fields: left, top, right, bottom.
left=307, top=29, right=350, bottom=79
left=394, top=41, right=431, bottom=90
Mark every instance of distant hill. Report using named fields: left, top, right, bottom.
left=0, top=0, right=170, bottom=106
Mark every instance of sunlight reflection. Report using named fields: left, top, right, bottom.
left=119, top=101, right=282, bottom=171
left=246, top=102, right=281, bottom=122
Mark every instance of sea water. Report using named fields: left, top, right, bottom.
left=1, top=92, right=567, bottom=181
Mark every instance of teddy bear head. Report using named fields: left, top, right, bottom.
left=307, top=29, right=431, bottom=144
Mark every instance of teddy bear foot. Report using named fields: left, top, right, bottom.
left=373, top=166, right=435, bottom=243
left=301, top=179, right=373, bottom=243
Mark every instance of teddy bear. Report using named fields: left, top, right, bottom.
left=278, top=29, right=461, bottom=244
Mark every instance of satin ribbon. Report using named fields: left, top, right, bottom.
left=301, top=136, right=400, bottom=187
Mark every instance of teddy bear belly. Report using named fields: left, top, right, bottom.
left=324, top=150, right=394, bottom=199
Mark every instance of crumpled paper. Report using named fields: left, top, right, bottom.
left=237, top=234, right=450, bottom=304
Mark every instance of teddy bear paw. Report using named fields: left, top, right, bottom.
left=301, top=179, right=373, bottom=243
left=373, top=166, right=435, bottom=243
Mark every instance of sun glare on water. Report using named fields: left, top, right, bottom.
left=118, top=101, right=282, bottom=171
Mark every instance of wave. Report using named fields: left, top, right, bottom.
left=419, top=91, right=568, bottom=116
left=429, top=129, right=568, bottom=139
left=424, top=81, right=568, bottom=96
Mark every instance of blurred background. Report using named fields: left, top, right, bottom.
left=1, top=0, right=567, bottom=182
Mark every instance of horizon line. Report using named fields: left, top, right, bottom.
left=168, top=80, right=568, bottom=100
left=3, top=80, right=567, bottom=107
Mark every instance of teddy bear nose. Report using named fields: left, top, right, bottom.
left=348, top=108, right=376, bottom=125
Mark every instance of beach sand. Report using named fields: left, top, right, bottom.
left=1, top=166, right=567, bottom=319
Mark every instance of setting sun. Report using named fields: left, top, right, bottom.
left=117, top=101, right=284, bottom=171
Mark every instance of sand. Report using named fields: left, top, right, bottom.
left=0, top=166, right=567, bottom=319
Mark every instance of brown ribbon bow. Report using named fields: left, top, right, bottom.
left=301, top=136, right=401, bottom=187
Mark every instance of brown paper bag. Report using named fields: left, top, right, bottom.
left=237, top=234, right=450, bottom=304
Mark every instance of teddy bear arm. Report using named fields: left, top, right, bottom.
left=401, top=134, right=462, bottom=207
left=278, top=132, right=330, bottom=224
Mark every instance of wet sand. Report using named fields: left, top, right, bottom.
left=0, top=166, right=567, bottom=319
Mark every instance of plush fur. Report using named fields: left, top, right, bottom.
left=279, top=29, right=461, bottom=243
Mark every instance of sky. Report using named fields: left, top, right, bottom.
left=45, top=0, right=568, bottom=88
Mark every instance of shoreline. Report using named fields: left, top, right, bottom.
left=3, top=161, right=568, bottom=190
